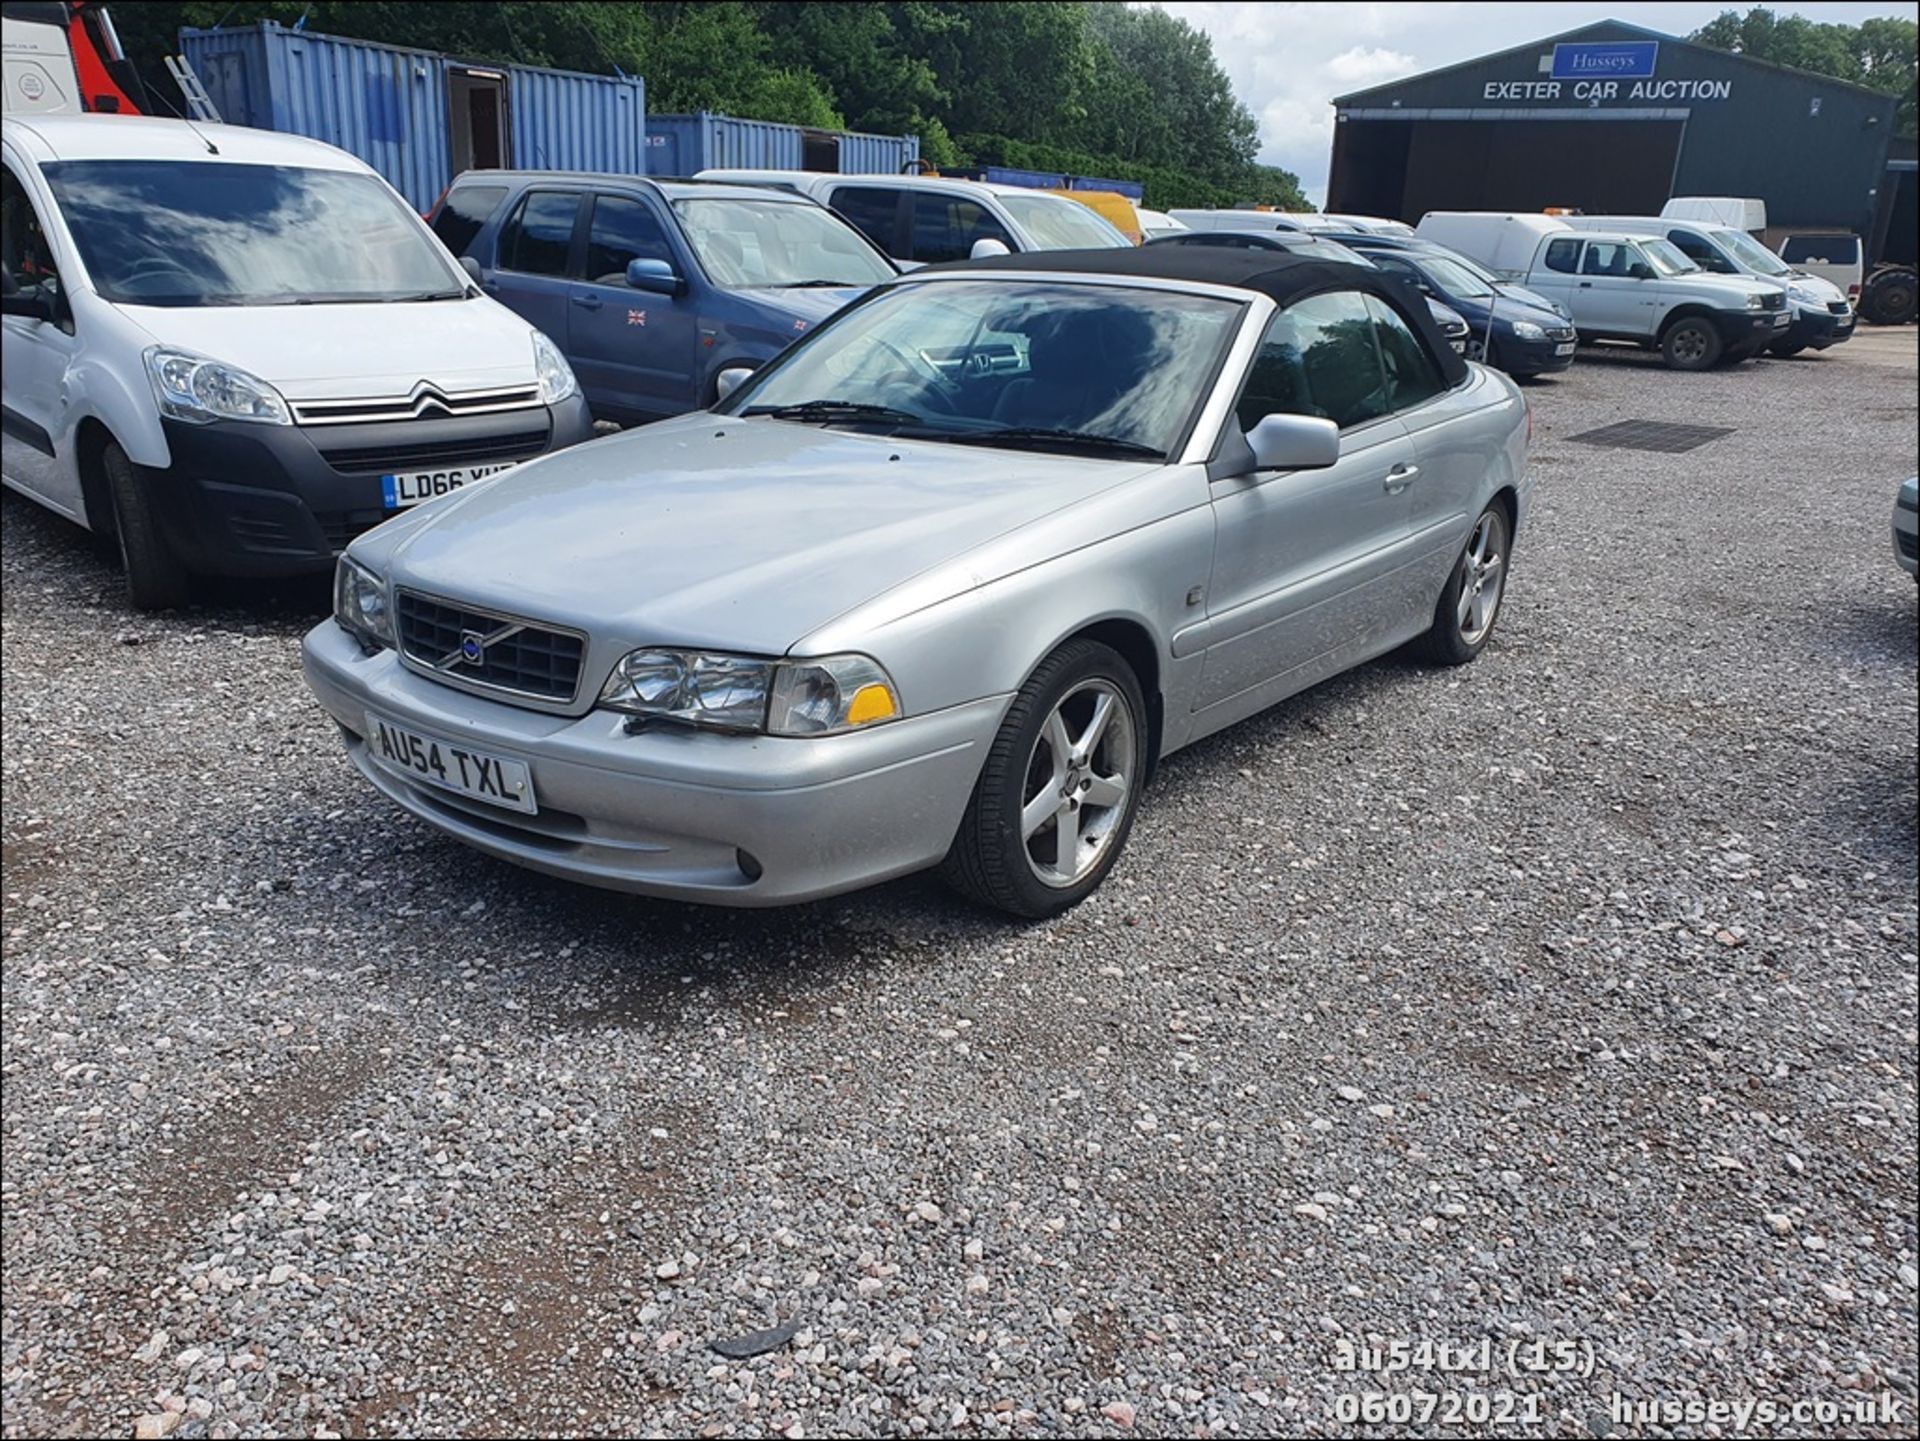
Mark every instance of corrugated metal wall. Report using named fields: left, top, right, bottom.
left=647, top=112, right=917, bottom=177
left=505, top=61, right=644, bottom=177
left=835, top=129, right=920, bottom=176
left=180, top=23, right=646, bottom=212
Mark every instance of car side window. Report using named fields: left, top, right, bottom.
left=1581, top=241, right=1632, bottom=277
left=1, top=163, right=69, bottom=330
left=908, top=194, right=1012, bottom=264
left=431, top=183, right=509, bottom=258
left=1780, top=234, right=1860, bottom=264
left=499, top=190, right=581, bottom=277
left=1542, top=238, right=1581, bottom=274
left=1365, top=295, right=1445, bottom=411
left=826, top=186, right=902, bottom=255
left=585, top=194, right=675, bottom=284
left=1234, top=289, right=1390, bottom=432
left=1665, top=229, right=1727, bottom=272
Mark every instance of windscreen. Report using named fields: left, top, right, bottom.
left=1715, top=228, right=1790, bottom=276
left=732, top=279, right=1243, bottom=461
left=1640, top=238, right=1699, bottom=276
left=42, top=160, right=462, bottom=306
left=674, top=197, right=896, bottom=288
left=1415, top=254, right=1494, bottom=298
left=997, top=194, right=1132, bottom=250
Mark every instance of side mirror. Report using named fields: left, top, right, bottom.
left=970, top=237, right=1011, bottom=260
left=0, top=269, right=17, bottom=297
left=627, top=258, right=685, bottom=296
left=1, top=290, right=54, bottom=323
left=714, top=365, right=755, bottom=404
left=458, top=255, right=484, bottom=283
left=1246, top=413, right=1339, bottom=471
left=1628, top=262, right=1655, bottom=280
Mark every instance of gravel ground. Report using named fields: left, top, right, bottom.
left=3, top=334, right=1916, bottom=1440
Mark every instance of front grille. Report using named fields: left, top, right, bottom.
left=291, top=383, right=543, bottom=427
left=1828, top=301, right=1851, bottom=316
left=395, top=590, right=585, bottom=703
left=316, top=426, right=549, bottom=476
left=1759, top=292, right=1785, bottom=311
left=1544, top=325, right=1576, bottom=342
left=1898, top=530, right=1918, bottom=562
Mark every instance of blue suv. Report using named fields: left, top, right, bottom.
left=431, top=173, right=896, bottom=425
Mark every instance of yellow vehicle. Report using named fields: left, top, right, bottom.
left=1052, top=189, right=1143, bottom=245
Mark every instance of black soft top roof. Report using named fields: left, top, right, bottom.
left=923, top=245, right=1470, bottom=387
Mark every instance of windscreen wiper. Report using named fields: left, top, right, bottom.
left=742, top=400, right=926, bottom=426
left=390, top=289, right=469, bottom=302
left=774, top=279, right=863, bottom=289
left=948, top=426, right=1165, bottom=460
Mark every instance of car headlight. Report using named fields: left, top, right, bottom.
left=333, top=555, right=393, bottom=650
left=1509, top=320, right=1547, bottom=341
left=1786, top=285, right=1822, bottom=307
left=144, top=347, right=290, bottom=426
left=1746, top=293, right=1767, bottom=309
left=599, top=649, right=901, bottom=736
left=531, top=330, right=579, bottom=405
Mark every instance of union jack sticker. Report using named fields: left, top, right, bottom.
left=793, top=319, right=808, bottom=332
left=628, top=309, right=647, bottom=326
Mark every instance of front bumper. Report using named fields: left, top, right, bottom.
left=1497, top=330, right=1576, bottom=376
left=150, top=396, right=594, bottom=578
left=1779, top=305, right=1854, bottom=351
left=301, top=620, right=1007, bottom=906
left=1716, top=306, right=1792, bottom=357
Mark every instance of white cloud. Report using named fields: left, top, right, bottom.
left=1149, top=0, right=1914, bottom=207
left=1324, top=46, right=1420, bottom=88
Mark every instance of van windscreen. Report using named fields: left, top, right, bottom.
left=42, top=160, right=465, bottom=306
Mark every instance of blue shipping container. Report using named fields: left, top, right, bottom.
left=179, top=22, right=644, bottom=212
left=647, top=111, right=918, bottom=178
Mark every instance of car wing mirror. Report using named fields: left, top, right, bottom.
left=0, top=269, right=16, bottom=297
left=714, top=365, right=755, bottom=405
left=458, top=255, right=484, bottom=283
left=1628, top=263, right=1655, bottom=279
left=627, top=258, right=687, bottom=296
left=1210, top=413, right=1340, bottom=480
left=1, top=290, right=54, bottom=322
left=970, top=237, right=1011, bottom=260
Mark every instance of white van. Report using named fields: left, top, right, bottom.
left=695, top=170, right=1132, bottom=263
left=1564, top=215, right=1853, bottom=356
left=1166, top=209, right=1310, bottom=235
left=1660, top=196, right=1767, bottom=234
left=2, top=115, right=592, bottom=608
left=1415, top=212, right=1573, bottom=281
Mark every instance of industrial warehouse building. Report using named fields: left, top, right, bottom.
left=1328, top=19, right=1904, bottom=246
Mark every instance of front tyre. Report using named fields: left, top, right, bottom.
left=1420, top=504, right=1510, bottom=666
left=104, top=441, right=190, bottom=611
left=941, top=639, right=1146, bottom=918
left=1660, top=316, right=1723, bottom=371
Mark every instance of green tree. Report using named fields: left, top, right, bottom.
left=1692, top=7, right=1917, bottom=137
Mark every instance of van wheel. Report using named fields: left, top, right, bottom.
left=1661, top=318, right=1723, bottom=371
left=1860, top=269, right=1917, bottom=325
left=940, top=640, right=1146, bottom=918
left=104, top=441, right=190, bottom=611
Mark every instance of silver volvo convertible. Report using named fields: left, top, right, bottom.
left=303, top=247, right=1532, bottom=916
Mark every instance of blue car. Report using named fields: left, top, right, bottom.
left=1321, top=234, right=1577, bottom=376
left=431, top=173, right=897, bottom=425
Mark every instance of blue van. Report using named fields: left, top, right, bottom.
left=430, top=173, right=896, bottom=425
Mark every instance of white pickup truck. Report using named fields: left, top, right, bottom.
left=1417, top=214, right=1790, bottom=371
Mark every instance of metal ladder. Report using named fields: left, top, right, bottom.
left=164, top=54, right=223, bottom=124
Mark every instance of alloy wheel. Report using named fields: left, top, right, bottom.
left=1020, top=679, right=1137, bottom=888
left=1456, top=509, right=1508, bottom=645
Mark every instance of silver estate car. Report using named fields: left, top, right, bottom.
left=303, top=247, right=1532, bottom=916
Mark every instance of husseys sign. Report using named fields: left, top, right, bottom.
left=1482, top=41, right=1735, bottom=104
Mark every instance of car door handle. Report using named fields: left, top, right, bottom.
left=570, top=292, right=603, bottom=310
left=1578, top=281, right=1593, bottom=288
left=1384, top=463, right=1419, bottom=492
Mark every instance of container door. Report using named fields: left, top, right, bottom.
left=567, top=192, right=699, bottom=424
left=449, top=67, right=511, bottom=174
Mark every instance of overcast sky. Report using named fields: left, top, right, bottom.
left=1156, top=2, right=1913, bottom=205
